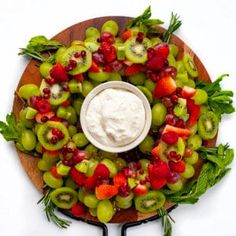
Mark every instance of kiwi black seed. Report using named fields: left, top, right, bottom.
left=134, top=191, right=165, bottom=213
left=124, top=37, right=152, bottom=63
left=50, top=187, right=78, bottom=209
left=197, top=111, right=219, bottom=140
left=37, top=121, right=69, bottom=151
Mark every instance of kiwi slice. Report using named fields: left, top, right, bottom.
left=50, top=187, right=78, bottom=209
left=197, top=111, right=219, bottom=140
left=49, top=83, right=70, bottom=106
left=124, top=37, right=151, bottom=63
left=137, top=86, right=153, bottom=104
left=58, top=45, right=92, bottom=75
left=37, top=121, right=69, bottom=151
left=134, top=191, right=165, bottom=213
left=183, top=53, right=198, bottom=78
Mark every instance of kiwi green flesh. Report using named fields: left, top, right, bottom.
left=49, top=84, right=70, bottom=106
left=134, top=191, right=165, bottom=213
left=183, top=54, right=198, bottom=78
left=197, top=111, right=218, bottom=140
left=50, top=187, right=78, bottom=209
left=37, top=121, right=69, bottom=151
left=58, top=45, right=92, bottom=75
left=124, top=37, right=151, bottom=63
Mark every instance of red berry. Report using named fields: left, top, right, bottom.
left=146, top=56, right=165, bottom=71
left=100, top=32, right=114, bottom=44
left=81, top=50, right=86, bottom=58
left=94, top=164, right=110, bottom=179
left=36, top=100, right=51, bottom=114
left=71, top=203, right=86, bottom=217
left=50, top=63, right=68, bottom=82
left=43, top=88, right=50, bottom=94
left=45, top=78, right=56, bottom=85
left=124, top=64, right=145, bottom=76
left=50, top=166, right=62, bottom=179
left=169, top=160, right=186, bottom=173
left=113, top=172, right=127, bottom=187
left=161, top=131, right=179, bottom=145
left=154, top=43, right=169, bottom=59
left=50, top=136, right=58, bottom=144
left=150, top=178, right=167, bottom=190
left=74, top=52, right=81, bottom=58
left=147, top=48, right=155, bottom=60
left=133, top=184, right=148, bottom=196
left=118, top=184, right=130, bottom=197
left=84, top=175, right=97, bottom=190
left=148, top=161, right=170, bottom=179
left=70, top=167, right=86, bottom=186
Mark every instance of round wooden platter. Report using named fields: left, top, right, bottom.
left=12, top=16, right=214, bottom=224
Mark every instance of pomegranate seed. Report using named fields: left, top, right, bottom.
left=136, top=32, right=144, bottom=43
left=74, top=52, right=81, bottom=58
left=62, top=84, right=69, bottom=91
left=45, top=78, right=55, bottom=85
left=92, top=52, right=105, bottom=66
left=110, top=60, right=123, bottom=72
left=169, top=160, right=186, bottom=173
left=52, top=128, right=60, bottom=135
left=149, top=73, right=160, bottom=82
left=61, top=101, right=70, bottom=107
left=65, top=65, right=73, bottom=72
left=161, top=97, right=173, bottom=108
left=43, top=88, right=50, bottom=94
left=175, top=119, right=186, bottom=128
left=140, top=180, right=146, bottom=185
left=136, top=161, right=141, bottom=169
left=167, top=171, right=180, bottom=184
left=43, top=93, right=50, bottom=99
left=167, top=151, right=182, bottom=161
left=147, top=48, right=155, bottom=60
left=139, top=169, right=144, bottom=175
left=161, top=131, right=179, bottom=145
left=58, top=132, right=65, bottom=139
left=176, top=88, right=182, bottom=95
left=118, top=184, right=130, bottom=197
left=100, top=32, right=114, bottom=44
left=167, top=107, right=174, bottom=114
left=184, top=148, right=193, bottom=157
left=51, top=136, right=58, bottom=144
left=171, top=94, right=178, bottom=104
left=69, top=59, right=77, bottom=68
left=146, top=56, right=165, bottom=71
left=81, top=50, right=86, bottom=58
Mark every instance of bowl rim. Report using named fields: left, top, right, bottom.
left=80, top=81, right=152, bottom=153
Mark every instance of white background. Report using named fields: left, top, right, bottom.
left=1, top=0, right=236, bottom=235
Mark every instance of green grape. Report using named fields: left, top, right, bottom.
left=167, top=179, right=183, bottom=192
left=101, top=20, right=119, bottom=36
left=98, top=151, right=117, bottom=160
left=151, top=103, right=167, bottom=126
left=84, top=194, right=99, bottom=208
left=114, top=158, right=127, bottom=171
left=43, top=171, right=63, bottom=189
left=169, top=44, right=179, bottom=57
left=187, top=134, right=202, bottom=150
left=176, top=60, right=186, bottom=73
left=97, top=200, right=114, bottom=223
left=184, top=79, right=196, bottom=88
left=184, top=150, right=199, bottom=165
left=144, top=79, right=155, bottom=92
left=176, top=72, right=188, bottom=83
left=115, top=193, right=134, bottom=204
left=128, top=72, right=145, bottom=85
left=65, top=106, right=77, bottom=125
left=192, top=89, right=208, bottom=105
left=21, top=129, right=36, bottom=151
left=189, top=123, right=198, bottom=135
left=37, top=159, right=52, bottom=171
left=78, top=187, right=86, bottom=202
left=39, top=62, right=53, bottom=78
left=72, top=133, right=89, bottom=148
left=68, top=125, right=77, bottom=137
left=109, top=72, right=122, bottom=81
left=139, top=135, right=155, bottom=154
left=86, top=159, right=98, bottom=177
left=180, top=163, right=195, bottom=179
left=55, top=47, right=66, bottom=63
left=65, top=177, right=78, bottom=190
left=200, top=105, right=210, bottom=115
left=139, top=159, right=150, bottom=171
left=42, top=152, right=59, bottom=164
left=82, top=80, right=94, bottom=97
left=19, top=109, right=34, bottom=128
left=73, top=98, right=83, bottom=115
left=116, top=200, right=132, bottom=209
left=85, top=144, right=98, bottom=159
left=35, top=142, right=43, bottom=153
left=68, top=79, right=82, bottom=93
left=85, top=27, right=100, bottom=39
left=89, top=207, right=97, bottom=217
left=18, top=84, right=41, bottom=100
left=167, top=54, right=176, bottom=67
left=84, top=37, right=98, bottom=43
left=101, top=159, right=118, bottom=177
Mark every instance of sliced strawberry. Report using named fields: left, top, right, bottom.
left=70, top=167, right=86, bottom=187
left=73, top=74, right=84, bottom=82
left=133, top=184, right=148, bottom=196
left=150, top=178, right=167, bottom=190
left=71, top=203, right=86, bottom=217
left=35, top=111, right=55, bottom=123
left=50, top=63, right=68, bottom=82
left=148, top=161, right=170, bottom=179
left=154, top=76, right=176, bottom=98
left=89, top=61, right=100, bottom=72
left=95, top=184, right=118, bottom=200
left=161, top=131, right=179, bottom=145
left=50, top=166, right=62, bottom=179
left=84, top=175, right=97, bottom=190
left=124, top=64, right=145, bottom=76
left=121, top=30, right=132, bottom=41
left=187, top=99, right=201, bottom=127
left=169, top=160, right=186, bottom=173
left=181, top=86, right=196, bottom=99
left=162, top=124, right=192, bottom=137
left=113, top=172, right=127, bottom=187
left=94, top=164, right=110, bottom=179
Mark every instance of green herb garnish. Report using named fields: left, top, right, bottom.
left=196, top=74, right=235, bottom=120
left=162, top=13, right=182, bottom=43
left=37, top=188, right=71, bottom=229
left=19, top=35, right=62, bottom=62
left=166, top=144, right=234, bottom=204
left=159, top=207, right=174, bottom=236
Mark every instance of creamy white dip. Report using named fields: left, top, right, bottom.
left=85, top=88, right=146, bottom=147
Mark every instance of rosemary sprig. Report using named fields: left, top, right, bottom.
left=159, top=208, right=175, bottom=236
left=162, top=13, right=182, bottom=43
left=37, top=188, right=71, bottom=228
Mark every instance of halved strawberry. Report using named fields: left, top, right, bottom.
left=35, top=111, right=55, bottom=123
left=71, top=203, right=86, bottom=217
left=50, top=63, right=68, bottom=82
left=95, top=184, right=118, bottom=200
left=169, top=160, right=186, bottom=173
left=70, top=167, right=86, bottom=187
left=150, top=178, right=167, bottom=190
left=148, top=161, right=170, bottom=179
left=84, top=175, right=97, bottom=190
left=113, top=172, right=127, bottom=187
left=153, top=76, right=176, bottom=98
left=124, top=64, right=145, bottom=76
left=50, top=166, right=62, bottom=179
left=121, top=30, right=132, bottom=41
left=162, top=124, right=192, bottom=137
left=187, top=99, right=201, bottom=127
left=133, top=184, right=148, bottom=196
left=181, top=86, right=196, bottom=99
left=89, top=61, right=100, bottom=72
left=94, top=164, right=110, bottom=179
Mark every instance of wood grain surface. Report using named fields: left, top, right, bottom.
left=12, top=16, right=214, bottom=223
